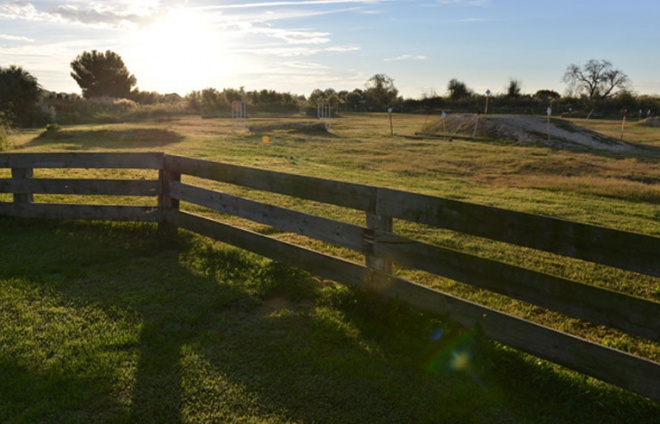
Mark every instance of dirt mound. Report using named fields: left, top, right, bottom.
left=421, top=114, right=636, bottom=153
left=639, top=117, right=660, bottom=127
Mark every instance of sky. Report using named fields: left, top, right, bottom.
left=1, top=0, right=660, bottom=100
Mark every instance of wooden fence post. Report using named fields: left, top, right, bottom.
left=159, top=164, right=181, bottom=232
left=12, top=167, right=33, bottom=204
left=366, top=190, right=393, bottom=274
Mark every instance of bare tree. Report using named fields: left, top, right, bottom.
left=562, top=59, right=630, bottom=100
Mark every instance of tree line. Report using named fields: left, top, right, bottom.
left=1, top=50, right=658, bottom=128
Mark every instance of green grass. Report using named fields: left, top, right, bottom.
left=0, top=124, right=9, bottom=151
left=1, top=218, right=658, bottom=423
left=1, top=114, right=659, bottom=421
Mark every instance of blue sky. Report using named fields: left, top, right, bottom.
left=1, top=0, right=659, bottom=99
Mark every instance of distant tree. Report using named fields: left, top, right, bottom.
left=223, top=87, right=245, bottom=103
left=562, top=59, right=630, bottom=100
left=246, top=89, right=299, bottom=112
left=344, top=89, right=367, bottom=111
left=308, top=88, right=340, bottom=110
left=0, top=65, right=52, bottom=127
left=70, top=50, right=137, bottom=98
left=308, top=88, right=328, bottom=105
left=365, top=74, right=398, bottom=110
left=506, top=78, right=522, bottom=98
left=447, top=78, right=472, bottom=101
left=534, top=89, right=561, bottom=100
left=200, top=88, right=228, bottom=114
left=130, top=90, right=183, bottom=105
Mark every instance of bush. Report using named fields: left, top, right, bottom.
left=49, top=97, right=134, bottom=124
left=47, top=94, right=195, bottom=125
left=0, top=66, right=55, bottom=127
left=44, top=123, right=61, bottom=133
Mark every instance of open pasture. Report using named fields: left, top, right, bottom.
left=5, top=113, right=659, bottom=236
left=1, top=113, right=659, bottom=422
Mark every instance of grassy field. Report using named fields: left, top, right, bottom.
left=1, top=113, right=659, bottom=422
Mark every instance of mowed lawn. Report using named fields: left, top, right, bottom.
left=1, top=113, right=659, bottom=423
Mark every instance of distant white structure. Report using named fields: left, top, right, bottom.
left=231, top=100, right=247, bottom=132
left=317, top=102, right=332, bottom=130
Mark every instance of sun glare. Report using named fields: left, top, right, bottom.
left=127, top=8, right=239, bottom=94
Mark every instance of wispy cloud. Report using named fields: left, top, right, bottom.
left=249, top=43, right=359, bottom=58
left=0, top=1, right=158, bottom=27
left=201, top=0, right=384, bottom=10
left=385, top=54, right=427, bottom=62
left=325, top=45, right=360, bottom=52
left=251, top=27, right=331, bottom=44
left=286, top=61, right=327, bottom=70
left=0, top=33, right=33, bottom=41
left=419, top=0, right=490, bottom=6
left=0, top=1, right=51, bottom=21
left=50, top=4, right=142, bottom=26
left=252, top=46, right=321, bottom=57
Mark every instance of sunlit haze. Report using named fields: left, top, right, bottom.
left=124, top=7, right=242, bottom=93
left=1, top=0, right=659, bottom=98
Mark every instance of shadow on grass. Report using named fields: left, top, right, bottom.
left=28, top=128, right=184, bottom=150
left=0, top=218, right=657, bottom=423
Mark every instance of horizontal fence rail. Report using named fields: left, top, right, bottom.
left=0, top=152, right=163, bottom=222
left=376, top=188, right=660, bottom=278
left=1, top=152, right=658, bottom=401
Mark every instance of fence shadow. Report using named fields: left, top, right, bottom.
left=1, top=219, right=657, bottom=423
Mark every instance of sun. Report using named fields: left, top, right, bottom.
left=126, top=8, right=239, bottom=94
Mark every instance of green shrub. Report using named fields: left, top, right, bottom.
left=123, top=102, right=190, bottom=121
left=44, top=122, right=61, bottom=133
left=50, top=96, right=193, bottom=125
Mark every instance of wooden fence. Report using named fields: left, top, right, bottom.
left=1, top=152, right=658, bottom=401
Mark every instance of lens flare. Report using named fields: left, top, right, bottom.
left=426, top=328, right=485, bottom=388
left=450, top=351, right=471, bottom=371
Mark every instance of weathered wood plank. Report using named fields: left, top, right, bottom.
left=164, top=154, right=376, bottom=211
left=0, top=203, right=159, bottom=221
left=164, top=210, right=368, bottom=287
left=0, top=152, right=164, bottom=169
left=170, top=181, right=367, bottom=253
left=366, top=272, right=660, bottom=402
left=374, top=231, right=660, bottom=341
left=0, top=178, right=161, bottom=196
left=376, top=188, right=660, bottom=277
